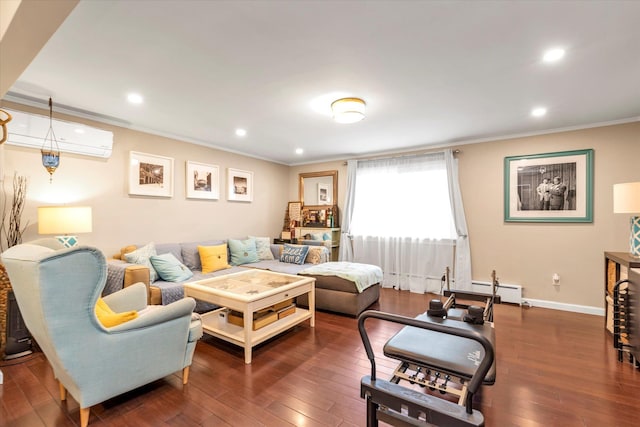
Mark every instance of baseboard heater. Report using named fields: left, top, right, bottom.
left=471, top=280, right=522, bottom=305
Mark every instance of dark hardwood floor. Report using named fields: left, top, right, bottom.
left=1, top=288, right=639, bottom=426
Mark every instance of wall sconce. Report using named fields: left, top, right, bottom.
left=38, top=206, right=92, bottom=247
left=331, top=97, right=366, bottom=124
left=41, top=98, right=60, bottom=183
left=614, top=182, right=640, bottom=257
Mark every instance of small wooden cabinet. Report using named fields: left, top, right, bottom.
left=604, top=252, right=640, bottom=333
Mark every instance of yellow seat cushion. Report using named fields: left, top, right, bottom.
left=198, top=244, right=231, bottom=274
left=95, top=298, right=138, bottom=327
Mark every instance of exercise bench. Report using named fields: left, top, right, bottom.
left=359, top=311, right=495, bottom=426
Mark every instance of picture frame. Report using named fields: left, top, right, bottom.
left=227, top=168, right=253, bottom=202
left=128, top=151, right=174, bottom=197
left=186, top=161, right=219, bottom=200
left=317, top=183, right=330, bottom=205
left=504, top=149, right=594, bottom=222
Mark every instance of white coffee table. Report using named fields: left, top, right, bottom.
left=184, top=269, right=315, bottom=364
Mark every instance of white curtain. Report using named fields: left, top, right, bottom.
left=351, top=236, right=455, bottom=292
left=445, top=148, right=472, bottom=290
left=345, top=152, right=461, bottom=293
left=338, top=160, right=358, bottom=261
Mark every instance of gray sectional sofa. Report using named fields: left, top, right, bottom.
left=106, top=239, right=380, bottom=316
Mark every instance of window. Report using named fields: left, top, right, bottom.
left=350, top=152, right=456, bottom=240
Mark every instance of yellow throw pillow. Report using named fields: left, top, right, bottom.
left=95, top=298, right=138, bottom=327
left=198, top=244, right=231, bottom=274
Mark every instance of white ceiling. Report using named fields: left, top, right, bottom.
left=5, top=0, right=640, bottom=165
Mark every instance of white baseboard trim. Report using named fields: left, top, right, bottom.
left=521, top=298, right=604, bottom=316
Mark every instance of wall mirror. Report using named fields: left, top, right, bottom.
left=299, top=170, right=338, bottom=209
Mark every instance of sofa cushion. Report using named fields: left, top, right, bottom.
left=249, top=236, right=275, bottom=260
left=181, top=240, right=225, bottom=270
left=305, top=246, right=325, bottom=264
left=150, top=253, right=193, bottom=282
left=124, top=242, right=159, bottom=282
left=154, top=243, right=184, bottom=264
left=280, top=244, right=310, bottom=265
left=228, top=238, right=259, bottom=266
left=198, top=244, right=231, bottom=273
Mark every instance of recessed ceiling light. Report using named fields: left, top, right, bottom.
left=531, top=107, right=547, bottom=117
left=295, top=148, right=304, bottom=155
left=127, top=93, right=144, bottom=104
left=235, top=128, right=247, bottom=137
left=542, top=48, right=565, bottom=63
left=74, top=128, right=85, bottom=134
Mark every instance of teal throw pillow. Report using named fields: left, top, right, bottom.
left=323, top=232, right=331, bottom=241
left=249, top=236, right=275, bottom=260
left=228, top=238, right=260, bottom=266
left=124, top=242, right=159, bottom=282
left=150, top=253, right=194, bottom=282
left=280, top=244, right=310, bottom=265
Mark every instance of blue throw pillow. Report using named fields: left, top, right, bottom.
left=227, top=238, right=260, bottom=266
left=150, top=253, right=194, bottom=282
left=124, top=242, right=159, bottom=282
left=280, top=244, right=310, bottom=265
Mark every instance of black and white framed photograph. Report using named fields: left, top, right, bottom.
left=318, top=183, right=330, bottom=205
left=504, top=149, right=594, bottom=222
left=186, top=161, right=219, bottom=200
left=129, top=151, right=174, bottom=197
left=227, top=168, right=253, bottom=202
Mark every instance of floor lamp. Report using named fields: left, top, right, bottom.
left=614, top=182, right=640, bottom=258
left=38, top=206, right=92, bottom=247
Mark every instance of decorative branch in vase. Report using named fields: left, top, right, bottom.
left=1, top=173, right=29, bottom=252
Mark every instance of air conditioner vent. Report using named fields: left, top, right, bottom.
left=4, top=108, right=113, bottom=158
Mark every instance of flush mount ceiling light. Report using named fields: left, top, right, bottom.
left=331, top=97, right=366, bottom=124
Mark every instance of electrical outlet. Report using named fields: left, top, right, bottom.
left=552, top=273, right=560, bottom=285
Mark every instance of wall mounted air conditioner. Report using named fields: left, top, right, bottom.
left=4, top=108, right=113, bottom=158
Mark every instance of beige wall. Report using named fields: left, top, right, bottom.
left=2, top=98, right=638, bottom=309
left=0, top=101, right=290, bottom=257
left=292, top=122, right=639, bottom=309
left=458, top=122, right=639, bottom=308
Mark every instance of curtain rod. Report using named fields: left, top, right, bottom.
left=343, top=149, right=461, bottom=165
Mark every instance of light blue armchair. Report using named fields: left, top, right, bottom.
left=1, top=239, right=202, bottom=427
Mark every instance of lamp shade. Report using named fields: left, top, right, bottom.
left=331, top=97, right=366, bottom=124
left=614, top=182, right=640, bottom=213
left=38, top=206, right=92, bottom=234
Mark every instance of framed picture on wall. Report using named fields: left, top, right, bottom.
left=504, top=149, right=594, bottom=222
left=186, top=161, right=219, bottom=200
left=128, top=151, right=174, bottom=197
left=227, top=168, right=253, bottom=202
left=317, top=183, right=330, bottom=205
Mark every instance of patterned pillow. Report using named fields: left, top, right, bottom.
left=249, top=236, right=275, bottom=260
left=124, top=242, right=158, bottom=282
left=305, top=246, right=325, bottom=264
left=198, top=244, right=231, bottom=273
left=150, top=253, right=193, bottom=282
left=227, top=238, right=259, bottom=266
left=280, top=244, right=310, bottom=265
